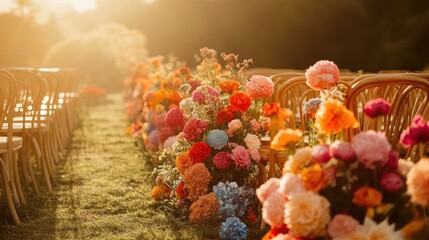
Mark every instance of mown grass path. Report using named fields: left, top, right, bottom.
left=0, top=94, right=266, bottom=239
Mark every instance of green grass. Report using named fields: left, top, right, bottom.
left=0, top=94, right=268, bottom=239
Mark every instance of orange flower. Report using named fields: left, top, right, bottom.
left=352, top=186, right=383, bottom=207
left=301, top=164, right=329, bottom=192
left=151, top=184, right=171, bottom=200
left=315, top=98, right=359, bottom=135
left=262, top=103, right=279, bottom=117
left=218, top=80, right=240, bottom=93
left=175, top=152, right=193, bottom=175
left=271, top=128, right=302, bottom=151
left=229, top=91, right=252, bottom=112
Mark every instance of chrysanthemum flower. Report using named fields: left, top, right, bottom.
left=207, top=129, right=229, bottom=150
left=315, top=98, right=359, bottom=135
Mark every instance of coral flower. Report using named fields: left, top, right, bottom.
left=352, top=186, right=383, bottom=207
left=315, top=98, right=359, bottom=135
left=364, top=98, right=391, bottom=118
left=189, top=142, right=211, bottom=164
left=262, top=102, right=279, bottom=117
left=189, top=193, right=219, bottom=223
left=213, top=151, right=232, bottom=170
left=183, top=118, right=209, bottom=142
left=229, top=91, right=252, bottom=112
left=270, top=128, right=303, bottom=151
left=399, top=115, right=429, bottom=148
left=305, top=60, right=340, bottom=91
left=301, top=164, right=329, bottom=192
left=175, top=151, right=193, bottom=175
left=246, top=75, right=274, bottom=99
left=184, top=163, right=212, bottom=202
left=218, top=80, right=240, bottom=93
left=231, top=145, right=251, bottom=167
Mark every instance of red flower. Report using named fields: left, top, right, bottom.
left=189, top=142, right=211, bottom=163
left=399, top=115, right=429, bottom=148
left=262, top=102, right=279, bottom=117
left=229, top=91, right=252, bottom=112
left=216, top=106, right=237, bottom=125
left=175, top=181, right=188, bottom=200
left=364, top=98, right=391, bottom=118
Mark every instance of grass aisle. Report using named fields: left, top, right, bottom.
left=0, top=94, right=232, bottom=240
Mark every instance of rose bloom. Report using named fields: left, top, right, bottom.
left=229, top=91, right=252, bottom=112
left=363, top=98, right=391, bottom=118
left=189, top=193, right=219, bottom=223
left=327, top=214, right=360, bottom=238
left=284, top=191, right=331, bottom=238
left=256, top=178, right=280, bottom=202
left=189, top=142, right=211, bottom=164
left=244, top=133, right=261, bottom=150
left=250, top=119, right=261, bottom=131
left=407, top=158, right=429, bottom=206
left=329, top=140, right=356, bottom=162
left=212, top=151, right=232, bottom=170
left=283, top=147, right=312, bottom=174
left=301, top=164, right=329, bottom=192
left=399, top=115, right=429, bottom=148
left=262, top=191, right=288, bottom=228
left=175, top=151, right=193, bottom=175
left=311, top=144, right=331, bottom=164
left=218, top=80, right=240, bottom=93
left=231, top=145, right=251, bottom=167
left=380, top=172, right=404, bottom=193
left=183, top=118, right=209, bottom=142
left=183, top=163, right=212, bottom=202
left=262, top=102, right=279, bottom=117
left=246, top=75, right=274, bottom=99
left=278, top=173, right=306, bottom=198
left=271, top=128, right=303, bottom=151
left=352, top=186, right=383, bottom=207
left=305, top=60, right=340, bottom=91
left=315, top=98, right=359, bottom=135
left=352, top=130, right=391, bottom=169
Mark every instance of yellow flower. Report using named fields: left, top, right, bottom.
left=271, top=128, right=302, bottom=151
left=315, top=98, right=359, bottom=135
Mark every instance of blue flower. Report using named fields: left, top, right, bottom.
left=236, top=185, right=255, bottom=217
left=219, top=217, right=248, bottom=240
left=207, top=129, right=229, bottom=150
left=213, top=182, right=240, bottom=219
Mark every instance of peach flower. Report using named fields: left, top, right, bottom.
left=327, top=214, right=360, bottom=238
left=278, top=173, right=306, bottom=198
left=271, top=128, right=303, bottom=151
left=305, top=60, right=340, bottom=91
left=283, top=147, right=312, bottom=174
left=227, top=119, right=242, bottom=137
left=244, top=133, right=261, bottom=150
left=406, top=158, right=429, bottom=206
left=256, top=178, right=280, bottom=202
left=263, top=191, right=287, bottom=228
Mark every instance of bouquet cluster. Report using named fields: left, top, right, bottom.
left=258, top=60, right=429, bottom=240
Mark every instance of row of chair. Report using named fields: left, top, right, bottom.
left=0, top=68, right=81, bottom=224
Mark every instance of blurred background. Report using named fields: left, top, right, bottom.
left=1, top=0, right=428, bottom=90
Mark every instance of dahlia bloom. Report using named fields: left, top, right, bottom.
left=315, top=98, right=359, bottom=135
left=231, top=145, right=251, bottom=168
left=183, top=163, right=212, bottom=202
left=213, top=151, right=232, bottom=170
left=207, top=129, right=229, bottom=150
left=246, top=75, right=274, bottom=99
left=399, top=115, right=429, bottom=148
left=352, top=130, right=391, bottom=169
left=165, top=107, right=185, bottom=130
left=328, top=214, right=360, bottom=238
left=270, top=128, right=303, bottom=151
left=363, top=98, right=391, bottom=118
left=406, top=158, right=429, bottom=206
left=305, top=60, right=340, bottom=91
left=183, top=118, right=209, bottom=142
left=219, top=217, right=248, bottom=240
left=192, top=85, right=220, bottom=104
left=189, top=193, right=219, bottom=223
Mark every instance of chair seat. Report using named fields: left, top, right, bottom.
left=0, top=136, right=23, bottom=153
left=13, top=116, right=50, bottom=123
left=1, top=122, right=49, bottom=133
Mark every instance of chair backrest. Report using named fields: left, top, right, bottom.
left=0, top=69, right=15, bottom=129
left=344, top=74, right=429, bottom=160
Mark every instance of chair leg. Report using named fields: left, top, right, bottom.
left=13, top=151, right=26, bottom=205
left=0, top=157, right=20, bottom=225
left=6, top=152, right=20, bottom=204
left=24, top=146, right=40, bottom=195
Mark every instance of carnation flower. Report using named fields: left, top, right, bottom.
left=364, top=98, right=391, bottom=118
left=219, top=217, right=248, bottom=240
left=229, top=91, right=252, bottom=112
left=256, top=178, right=280, bottom=202
left=386, top=150, right=399, bottom=170
left=217, top=108, right=235, bottom=125
left=278, top=173, right=305, bottom=198
left=303, top=97, right=322, bottom=118
left=189, top=142, right=211, bottom=164
left=380, top=172, right=403, bottom=193
left=305, top=60, right=340, bottom=91
left=262, top=102, right=279, bottom=117
left=250, top=119, right=261, bottom=131
left=406, top=158, right=429, bottom=206
left=263, top=191, right=287, bottom=228
left=165, top=107, right=185, bottom=130
left=283, top=147, right=312, bottom=174
left=183, top=118, right=209, bottom=142
left=352, top=186, right=382, bottom=207
left=399, top=115, right=429, bottom=148
left=352, top=130, right=391, bottom=169
left=336, top=218, right=404, bottom=240
left=158, top=126, right=175, bottom=143
left=271, top=128, right=303, bottom=151
left=148, top=129, right=160, bottom=145
left=328, top=214, right=360, bottom=238
left=192, top=85, right=220, bottom=104
left=311, top=144, right=331, bottom=164
left=246, top=75, right=274, bottom=99
left=284, top=191, right=331, bottom=238
left=244, top=133, right=261, bottom=150
left=155, top=112, right=168, bottom=128
left=213, top=151, right=232, bottom=170
left=315, top=98, right=359, bottom=135
left=189, top=193, right=219, bottom=223
left=301, top=164, right=329, bottom=192
left=183, top=163, right=212, bottom=202
left=329, top=140, right=356, bottom=162
left=218, top=80, right=240, bottom=93
left=175, top=151, right=193, bottom=176
left=207, top=129, right=229, bottom=150
left=231, top=145, right=251, bottom=168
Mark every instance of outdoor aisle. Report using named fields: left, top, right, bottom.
left=0, top=94, right=215, bottom=240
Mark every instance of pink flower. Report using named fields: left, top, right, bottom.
left=192, top=85, right=220, bottom=104
left=227, top=119, right=242, bottom=137
left=406, top=158, right=429, bottom=206
left=262, top=191, right=287, bottom=228
left=212, top=151, right=232, bottom=170
left=248, top=148, right=261, bottom=163
left=329, top=140, right=356, bottom=162
left=155, top=112, right=168, bottom=128
left=327, top=214, right=360, bottom=238
left=311, top=144, right=331, bottom=164
left=148, top=130, right=160, bottom=145
left=305, top=60, right=340, bottom=91
left=165, top=107, right=185, bottom=130
left=399, top=115, right=429, bottom=148
left=250, top=119, right=261, bottom=131
left=163, top=135, right=177, bottom=149
left=230, top=145, right=251, bottom=168
left=246, top=75, right=274, bottom=99
left=278, top=173, right=305, bottom=198
left=256, top=178, right=280, bottom=202
left=386, top=150, right=399, bottom=170
left=183, top=118, right=209, bottom=142
left=364, top=98, right=391, bottom=118
left=158, top=127, right=175, bottom=143
left=380, top=172, right=404, bottom=193
left=352, top=131, right=391, bottom=169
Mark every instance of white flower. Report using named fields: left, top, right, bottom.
left=244, top=133, right=261, bottom=150
left=278, top=173, right=306, bottom=198
left=333, top=218, right=404, bottom=240
left=397, top=158, right=414, bottom=176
